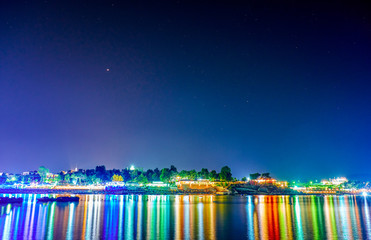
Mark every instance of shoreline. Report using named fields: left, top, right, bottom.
left=0, top=188, right=361, bottom=196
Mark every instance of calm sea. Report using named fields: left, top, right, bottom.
left=0, top=194, right=370, bottom=239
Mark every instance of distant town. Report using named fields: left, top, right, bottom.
left=0, top=165, right=369, bottom=196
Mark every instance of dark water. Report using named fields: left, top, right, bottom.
left=0, top=194, right=370, bottom=239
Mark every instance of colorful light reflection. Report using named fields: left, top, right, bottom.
left=0, top=194, right=370, bottom=239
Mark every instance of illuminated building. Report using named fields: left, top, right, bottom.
left=176, top=179, right=214, bottom=190
left=251, top=177, right=277, bottom=185
left=321, top=177, right=348, bottom=185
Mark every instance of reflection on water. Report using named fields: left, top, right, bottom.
left=0, top=194, right=371, bottom=239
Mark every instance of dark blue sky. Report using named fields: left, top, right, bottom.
left=1, top=1, right=371, bottom=180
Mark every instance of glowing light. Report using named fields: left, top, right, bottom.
left=130, top=165, right=135, bottom=171
left=66, top=203, right=76, bottom=239
left=2, top=206, right=13, bottom=239
left=362, top=192, right=368, bottom=197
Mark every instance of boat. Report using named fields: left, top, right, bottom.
left=56, top=196, right=80, bottom=202
left=37, top=197, right=57, bottom=202
left=0, top=197, right=23, bottom=204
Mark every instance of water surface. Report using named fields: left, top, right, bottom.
left=0, top=194, right=370, bottom=239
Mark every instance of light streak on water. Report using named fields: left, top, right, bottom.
left=184, top=196, right=190, bottom=240
left=47, top=202, right=55, bottom=240
left=294, top=196, right=304, bottom=240
left=339, top=196, right=352, bottom=239
left=198, top=201, right=204, bottom=240
left=85, top=194, right=94, bottom=239
left=125, top=195, right=134, bottom=240
left=13, top=206, right=20, bottom=238
left=364, top=197, right=371, bottom=239
left=2, top=205, right=12, bottom=240
left=246, top=196, right=254, bottom=240
left=118, top=195, right=123, bottom=240
left=66, top=203, right=75, bottom=240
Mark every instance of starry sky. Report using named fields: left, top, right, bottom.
left=1, top=1, right=371, bottom=180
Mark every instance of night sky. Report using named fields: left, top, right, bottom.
left=1, top=1, right=371, bottom=180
